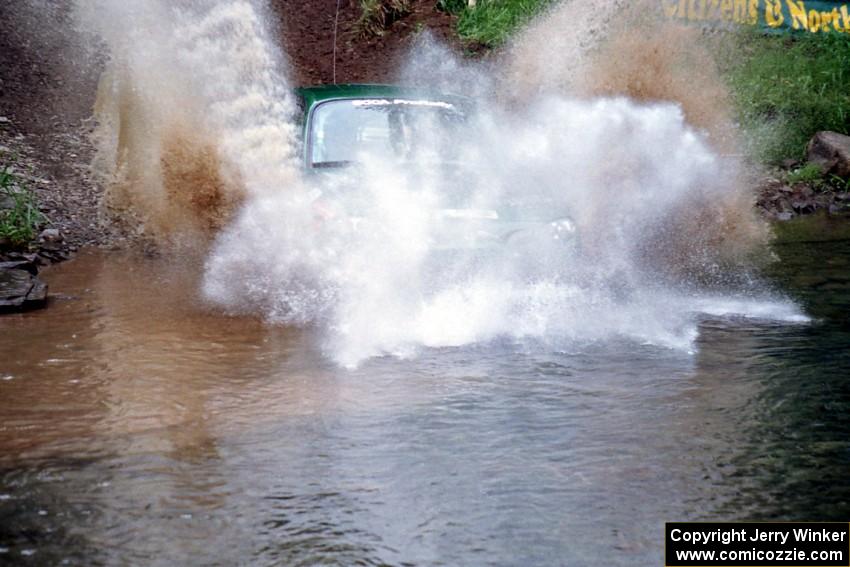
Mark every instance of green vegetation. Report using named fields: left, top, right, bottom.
left=786, top=163, right=825, bottom=185
left=829, top=174, right=850, bottom=192
left=722, top=30, right=850, bottom=164
left=438, top=0, right=552, bottom=46
left=784, top=163, right=850, bottom=193
left=357, top=0, right=412, bottom=37
left=0, top=159, right=45, bottom=249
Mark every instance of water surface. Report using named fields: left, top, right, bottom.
left=1, top=242, right=848, bottom=566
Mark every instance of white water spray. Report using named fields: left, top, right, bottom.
left=204, top=92, right=803, bottom=367
left=74, top=0, right=805, bottom=367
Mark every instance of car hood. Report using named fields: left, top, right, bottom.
left=307, top=163, right=577, bottom=250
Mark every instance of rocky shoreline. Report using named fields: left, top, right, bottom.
left=0, top=222, right=76, bottom=314
left=1, top=118, right=103, bottom=314
left=756, top=131, right=850, bottom=222
left=756, top=176, right=850, bottom=221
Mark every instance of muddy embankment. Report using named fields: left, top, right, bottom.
left=0, top=3, right=102, bottom=310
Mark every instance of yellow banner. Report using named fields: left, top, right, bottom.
left=663, top=0, right=850, bottom=33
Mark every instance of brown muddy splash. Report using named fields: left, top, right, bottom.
left=160, top=132, right=243, bottom=237
left=93, top=74, right=243, bottom=246
left=502, top=0, right=769, bottom=275
left=579, top=24, right=736, bottom=151
left=579, top=21, right=769, bottom=276
left=79, top=0, right=299, bottom=249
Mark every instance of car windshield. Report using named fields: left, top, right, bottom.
left=309, top=98, right=466, bottom=167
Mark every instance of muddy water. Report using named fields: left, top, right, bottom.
left=1, top=243, right=849, bottom=566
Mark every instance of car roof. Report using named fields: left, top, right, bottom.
left=294, top=84, right=472, bottom=111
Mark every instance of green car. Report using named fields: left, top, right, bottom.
left=293, top=84, right=577, bottom=254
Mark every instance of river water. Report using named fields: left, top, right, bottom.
left=1, top=240, right=849, bottom=566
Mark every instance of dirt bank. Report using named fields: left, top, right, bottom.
left=276, top=0, right=463, bottom=85
left=0, top=3, right=104, bottom=250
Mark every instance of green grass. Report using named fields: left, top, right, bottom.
left=438, top=0, right=552, bottom=47
left=783, top=163, right=850, bottom=193
left=722, top=30, right=850, bottom=164
left=786, top=163, right=824, bottom=185
left=357, top=0, right=412, bottom=37
left=0, top=160, right=45, bottom=249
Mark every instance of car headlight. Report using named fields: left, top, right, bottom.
left=549, top=217, right=576, bottom=240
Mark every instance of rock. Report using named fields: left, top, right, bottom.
left=806, top=131, right=850, bottom=179
left=0, top=260, right=38, bottom=275
left=37, top=248, right=69, bottom=263
left=0, top=268, right=48, bottom=313
left=791, top=200, right=812, bottom=212
left=776, top=212, right=794, bottom=221
left=38, top=228, right=63, bottom=243
left=25, top=279, right=48, bottom=308
left=37, top=228, right=67, bottom=253
left=0, top=269, right=31, bottom=308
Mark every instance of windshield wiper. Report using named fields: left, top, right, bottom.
left=311, top=160, right=355, bottom=169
